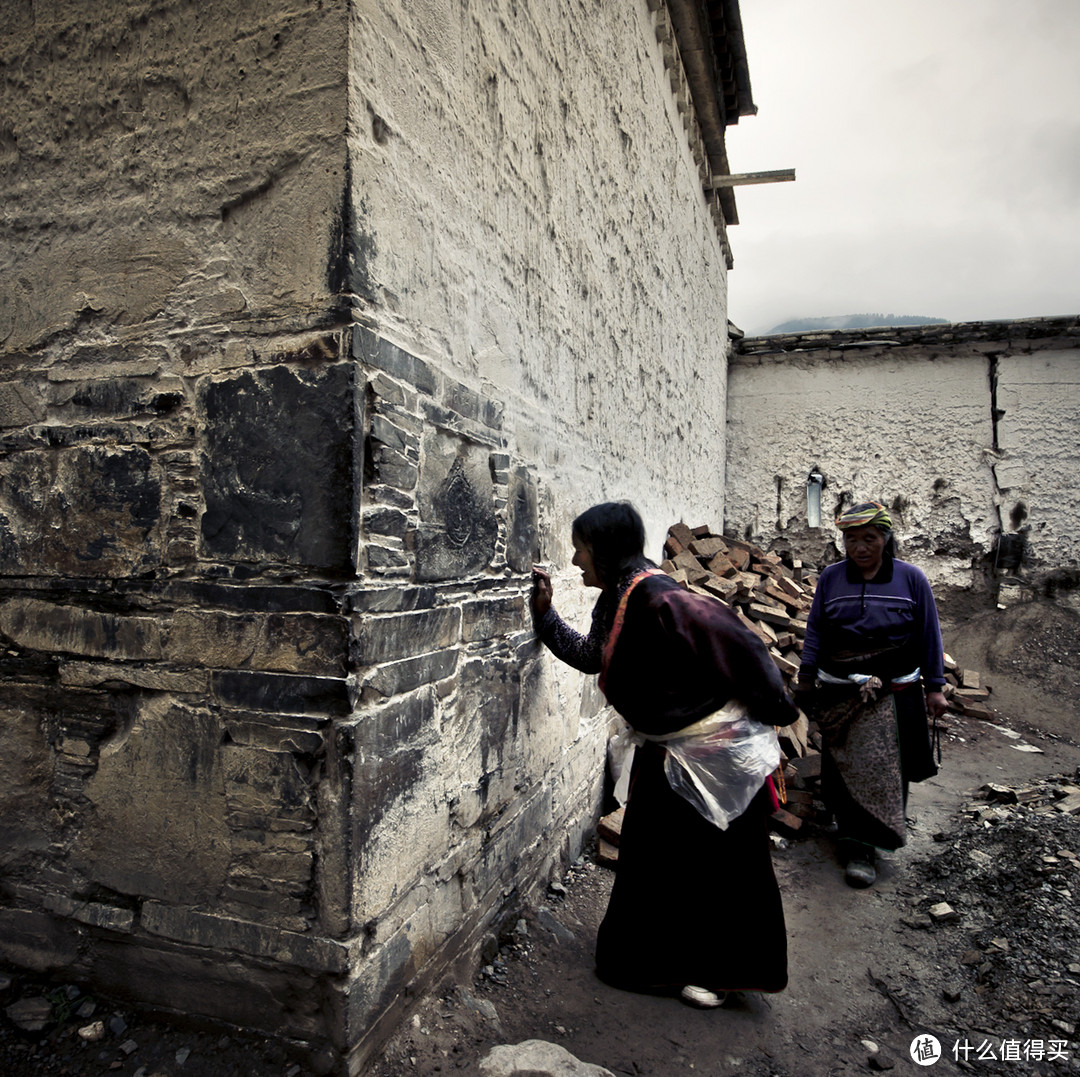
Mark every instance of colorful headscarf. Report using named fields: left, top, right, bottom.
left=836, top=501, right=892, bottom=531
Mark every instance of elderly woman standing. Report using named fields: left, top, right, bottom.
left=531, top=502, right=796, bottom=1008
left=797, top=502, right=947, bottom=888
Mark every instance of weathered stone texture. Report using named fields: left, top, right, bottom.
left=0, top=447, right=164, bottom=577
left=0, top=1, right=349, bottom=349
left=73, top=699, right=231, bottom=907
left=199, top=363, right=355, bottom=571
left=994, top=346, right=1080, bottom=575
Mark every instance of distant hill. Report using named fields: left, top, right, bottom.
left=765, top=314, right=949, bottom=334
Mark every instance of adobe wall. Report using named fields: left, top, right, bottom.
left=0, top=1, right=733, bottom=1071
left=725, top=317, right=1080, bottom=601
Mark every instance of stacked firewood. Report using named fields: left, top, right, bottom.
left=662, top=520, right=815, bottom=698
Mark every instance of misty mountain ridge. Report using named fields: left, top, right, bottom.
left=765, top=313, right=949, bottom=334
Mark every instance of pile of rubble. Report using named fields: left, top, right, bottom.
left=909, top=774, right=1080, bottom=1045
left=597, top=522, right=1004, bottom=853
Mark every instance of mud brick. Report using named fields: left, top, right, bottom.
left=707, top=551, right=738, bottom=577
left=667, top=522, right=695, bottom=551
left=730, top=571, right=759, bottom=597
left=777, top=712, right=810, bottom=757
left=735, top=608, right=774, bottom=647
left=783, top=791, right=817, bottom=819
left=770, top=808, right=803, bottom=837
left=929, top=902, right=959, bottom=923
left=774, top=632, right=796, bottom=650
left=749, top=560, right=784, bottom=581
left=1053, top=793, right=1080, bottom=815
left=689, top=536, right=728, bottom=560
left=725, top=545, right=751, bottom=571
left=598, top=808, right=624, bottom=846
left=957, top=699, right=994, bottom=720
left=769, top=649, right=800, bottom=677
left=749, top=603, right=793, bottom=629
left=1014, top=788, right=1044, bottom=803
left=789, top=751, right=822, bottom=782
left=774, top=575, right=805, bottom=600
left=700, top=575, right=739, bottom=603
left=955, top=686, right=990, bottom=703
left=596, top=838, right=619, bottom=867
left=960, top=669, right=981, bottom=689
left=690, top=524, right=713, bottom=538
left=672, top=549, right=709, bottom=583
left=763, top=580, right=803, bottom=612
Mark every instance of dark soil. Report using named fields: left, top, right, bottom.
left=3, top=597, right=1079, bottom=1077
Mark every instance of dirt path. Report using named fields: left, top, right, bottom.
left=372, top=599, right=1080, bottom=1076
left=371, top=710, right=1080, bottom=1076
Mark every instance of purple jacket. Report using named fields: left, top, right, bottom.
left=798, top=556, right=946, bottom=689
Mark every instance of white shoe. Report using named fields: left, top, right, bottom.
left=680, top=985, right=727, bottom=1009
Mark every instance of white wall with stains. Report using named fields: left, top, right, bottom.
left=725, top=319, right=1080, bottom=596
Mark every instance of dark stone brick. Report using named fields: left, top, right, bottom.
left=366, top=544, right=411, bottom=571
left=347, top=586, right=437, bottom=615
left=360, top=689, right=435, bottom=754
left=364, top=484, right=414, bottom=511
left=362, top=649, right=458, bottom=698
left=370, top=414, right=418, bottom=455
left=212, top=671, right=350, bottom=716
left=420, top=401, right=501, bottom=448
left=415, top=459, right=497, bottom=582
left=461, top=596, right=526, bottom=643
left=352, top=749, right=424, bottom=850
left=362, top=507, right=409, bottom=541
left=199, top=363, right=354, bottom=571
left=356, top=607, right=461, bottom=666
left=156, top=581, right=343, bottom=615
left=0, top=446, right=162, bottom=577
left=444, top=381, right=504, bottom=431
left=56, top=377, right=187, bottom=419
left=351, top=327, right=436, bottom=396
left=367, top=444, right=418, bottom=491
left=504, top=467, right=539, bottom=573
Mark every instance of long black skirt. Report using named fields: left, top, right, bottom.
left=595, top=740, right=788, bottom=994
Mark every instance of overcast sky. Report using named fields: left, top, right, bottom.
left=724, top=0, right=1080, bottom=335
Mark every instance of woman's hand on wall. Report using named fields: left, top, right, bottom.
left=531, top=566, right=553, bottom=621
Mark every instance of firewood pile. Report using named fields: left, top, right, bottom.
left=595, top=520, right=996, bottom=854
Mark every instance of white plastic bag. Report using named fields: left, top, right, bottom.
left=662, top=705, right=780, bottom=830
left=609, top=701, right=780, bottom=830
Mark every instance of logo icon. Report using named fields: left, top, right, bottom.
left=910, top=1034, right=942, bottom=1066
